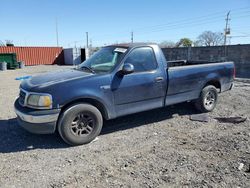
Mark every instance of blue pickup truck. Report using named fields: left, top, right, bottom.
left=14, top=43, right=234, bottom=145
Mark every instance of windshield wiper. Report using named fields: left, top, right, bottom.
left=79, top=66, right=95, bottom=73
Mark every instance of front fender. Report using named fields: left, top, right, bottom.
left=61, top=94, right=114, bottom=119
left=54, top=78, right=115, bottom=119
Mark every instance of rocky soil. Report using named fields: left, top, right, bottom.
left=0, top=65, right=249, bottom=187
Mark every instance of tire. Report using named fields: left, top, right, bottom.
left=194, top=85, right=218, bottom=113
left=58, top=103, right=103, bottom=146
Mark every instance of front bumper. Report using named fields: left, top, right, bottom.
left=14, top=99, right=60, bottom=134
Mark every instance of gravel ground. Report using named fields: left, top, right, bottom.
left=0, top=65, right=250, bottom=188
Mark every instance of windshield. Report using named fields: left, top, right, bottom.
left=78, top=46, right=127, bottom=73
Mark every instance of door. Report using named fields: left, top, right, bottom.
left=63, top=48, right=73, bottom=65
left=112, top=47, right=166, bottom=117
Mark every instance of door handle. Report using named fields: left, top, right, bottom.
left=155, top=77, right=164, bottom=82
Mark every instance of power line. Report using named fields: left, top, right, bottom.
left=136, top=11, right=250, bottom=35
left=90, top=14, right=226, bottom=39
left=95, top=6, right=250, bottom=37
left=136, top=19, right=224, bottom=36
left=232, top=14, right=250, bottom=19
left=66, top=6, right=250, bottom=45
left=92, top=15, right=225, bottom=39
left=91, top=16, right=224, bottom=41
left=131, top=7, right=250, bottom=32
left=92, top=10, right=250, bottom=40
left=129, top=12, right=250, bottom=37
left=134, top=13, right=225, bottom=31
left=232, top=29, right=250, bottom=36
left=230, top=35, right=250, bottom=38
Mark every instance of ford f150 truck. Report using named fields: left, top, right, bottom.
left=14, top=43, right=234, bottom=145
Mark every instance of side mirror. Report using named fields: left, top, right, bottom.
left=121, top=63, right=134, bottom=75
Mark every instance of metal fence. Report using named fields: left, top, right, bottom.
left=0, top=46, right=64, bottom=66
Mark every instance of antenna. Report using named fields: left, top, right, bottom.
left=131, top=31, right=134, bottom=43
left=56, top=18, right=59, bottom=47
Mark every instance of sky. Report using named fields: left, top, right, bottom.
left=0, top=0, right=250, bottom=47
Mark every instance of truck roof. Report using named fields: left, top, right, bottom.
left=106, top=42, right=157, bottom=48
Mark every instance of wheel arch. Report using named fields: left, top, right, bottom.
left=203, top=79, right=221, bottom=92
left=59, top=97, right=110, bottom=120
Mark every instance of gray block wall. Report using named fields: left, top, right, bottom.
left=162, top=44, right=250, bottom=78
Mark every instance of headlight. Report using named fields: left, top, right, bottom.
left=27, top=94, right=52, bottom=109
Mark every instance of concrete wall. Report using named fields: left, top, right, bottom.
left=162, top=44, right=250, bottom=78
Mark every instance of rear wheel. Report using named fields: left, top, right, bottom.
left=58, top=103, right=103, bottom=146
left=195, top=85, right=218, bottom=112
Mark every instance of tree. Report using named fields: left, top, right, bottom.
left=5, top=40, right=14, bottom=46
left=193, top=40, right=202, bottom=47
left=176, top=38, right=193, bottom=47
left=159, top=40, right=176, bottom=48
left=197, top=31, right=223, bottom=46
left=89, top=47, right=100, bottom=56
left=0, top=40, right=5, bottom=46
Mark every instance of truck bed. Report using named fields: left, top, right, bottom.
left=165, top=61, right=234, bottom=106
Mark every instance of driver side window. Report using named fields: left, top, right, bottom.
left=124, top=47, right=157, bottom=72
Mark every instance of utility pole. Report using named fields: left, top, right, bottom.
left=89, top=39, right=92, bottom=48
left=224, top=11, right=230, bottom=59
left=131, top=31, right=134, bottom=43
left=86, top=32, right=89, bottom=48
left=224, top=11, right=230, bottom=45
left=73, top=41, right=78, bottom=66
left=86, top=32, right=89, bottom=59
left=56, top=18, right=59, bottom=47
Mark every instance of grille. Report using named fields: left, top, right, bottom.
left=19, top=90, right=26, bottom=106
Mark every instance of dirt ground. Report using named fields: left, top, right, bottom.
left=0, top=65, right=249, bottom=188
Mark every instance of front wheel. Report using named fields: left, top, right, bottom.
left=58, top=103, right=103, bottom=146
left=194, top=85, right=218, bottom=113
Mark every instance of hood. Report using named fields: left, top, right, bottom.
left=21, top=69, right=92, bottom=89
